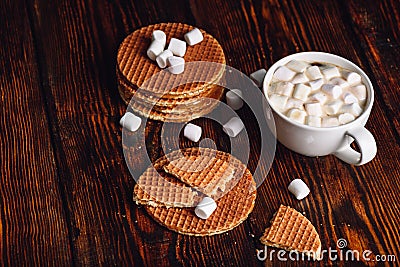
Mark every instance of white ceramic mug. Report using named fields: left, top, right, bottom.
left=262, top=52, right=377, bottom=165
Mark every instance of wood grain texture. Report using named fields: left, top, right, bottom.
left=0, top=0, right=398, bottom=266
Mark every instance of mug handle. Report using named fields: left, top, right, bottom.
left=333, top=127, right=377, bottom=165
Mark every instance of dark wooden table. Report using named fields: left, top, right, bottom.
left=1, top=0, right=399, bottom=266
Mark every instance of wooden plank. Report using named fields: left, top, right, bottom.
left=0, top=0, right=73, bottom=265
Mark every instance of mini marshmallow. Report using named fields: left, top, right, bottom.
left=305, top=102, right=323, bottom=116
left=195, top=197, right=217, bottom=219
left=223, top=117, right=245, bottom=137
left=305, top=66, right=323, bottom=80
left=343, top=92, right=358, bottom=104
left=340, top=103, right=363, bottom=117
left=120, top=112, right=142, bottom=132
left=271, top=81, right=294, bottom=96
left=325, top=100, right=343, bottom=115
left=152, top=30, right=167, bottom=47
left=322, top=66, right=340, bottom=80
left=167, top=56, right=185, bottom=74
left=338, top=113, right=356, bottom=124
left=147, top=40, right=165, bottom=61
left=292, top=73, right=309, bottom=84
left=286, top=60, right=309, bottom=72
left=342, top=71, right=362, bottom=85
left=273, top=66, right=296, bottom=82
left=269, top=94, right=288, bottom=111
left=287, top=109, right=307, bottom=124
left=306, top=115, right=322, bottom=127
left=329, top=77, right=350, bottom=89
left=350, top=85, right=367, bottom=100
left=226, top=89, right=243, bottom=110
left=322, top=84, right=342, bottom=99
left=250, top=69, right=267, bottom=87
left=168, top=38, right=187, bottom=57
left=309, top=79, right=324, bottom=91
left=285, top=98, right=304, bottom=110
left=288, top=179, right=310, bottom=200
left=293, top=84, right=311, bottom=101
left=184, top=123, right=202, bottom=142
left=309, top=91, right=328, bottom=104
left=322, top=117, right=339, bottom=127
left=184, top=28, right=203, bottom=46
left=156, top=50, right=173, bottom=68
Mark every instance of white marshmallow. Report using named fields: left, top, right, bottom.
left=250, top=69, right=267, bottom=87
left=156, top=50, right=173, bottom=68
left=288, top=179, right=310, bottom=200
left=223, top=117, right=245, bottom=137
left=342, top=71, right=362, bottom=85
left=287, top=109, right=307, bottom=124
left=325, top=100, right=343, bottom=115
left=322, top=66, right=340, bottom=80
left=343, top=92, right=358, bottom=104
left=120, top=112, right=142, bottom=132
left=152, top=30, right=167, bottom=47
left=195, top=197, right=217, bottom=219
left=305, top=66, right=323, bottom=80
left=286, top=60, right=309, bottom=72
left=273, top=66, right=296, bottom=81
left=309, top=79, right=324, bottom=91
left=329, top=77, right=350, bottom=89
left=147, top=40, right=165, bottom=61
left=168, top=38, right=187, bottom=57
left=269, top=94, right=288, bottom=111
left=167, top=56, right=185, bottom=74
left=309, top=91, right=328, bottom=104
left=322, top=84, right=342, bottom=99
left=184, top=123, right=202, bottom=142
left=184, top=28, right=203, bottom=46
left=350, top=85, right=367, bottom=100
left=338, top=113, right=355, bottom=124
left=306, top=115, right=322, bottom=127
left=271, top=81, right=294, bottom=96
left=285, top=98, right=304, bottom=110
left=292, top=73, right=309, bottom=84
left=340, top=103, right=363, bottom=117
left=305, top=102, right=323, bottom=116
left=293, top=84, right=311, bottom=101
left=226, top=89, right=243, bottom=110
left=322, top=117, right=339, bottom=127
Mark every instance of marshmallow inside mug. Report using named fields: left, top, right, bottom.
left=262, top=52, right=377, bottom=165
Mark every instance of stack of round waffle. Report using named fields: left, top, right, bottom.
left=116, top=23, right=226, bottom=122
left=132, top=147, right=257, bottom=236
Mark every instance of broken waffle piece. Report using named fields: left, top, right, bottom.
left=260, top=205, right=322, bottom=260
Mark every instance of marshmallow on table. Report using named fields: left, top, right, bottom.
left=305, top=66, right=323, bottom=80
left=250, top=69, right=267, bottom=87
left=152, top=30, right=166, bottom=47
left=273, top=66, right=296, bottom=81
left=147, top=40, right=165, bottom=61
left=350, top=84, right=367, bottom=100
left=291, top=73, right=309, bottom=84
left=195, top=197, right=217, bottom=219
left=338, top=113, right=355, bottom=124
left=168, top=38, right=187, bottom=57
left=226, top=89, right=243, bottom=110
left=322, top=84, right=342, bottom=99
left=309, top=79, right=324, bottom=91
left=305, top=102, right=323, bottom=116
left=325, top=100, right=342, bottom=115
left=156, top=50, right=173, bottom=68
left=269, top=94, right=288, bottom=112
left=184, top=28, right=203, bottom=46
left=286, top=60, right=309, bottom=73
left=167, top=56, right=185, bottom=74
left=287, top=109, right=307, bottom=124
left=120, top=112, right=142, bottom=132
left=285, top=98, right=304, bottom=110
left=342, top=92, right=358, bottom=104
left=329, top=77, right=350, bottom=89
left=306, top=115, right=322, bottom=127
left=322, top=117, right=339, bottom=127
left=342, top=71, right=362, bottom=85
left=293, top=84, right=311, bottom=101
left=322, top=66, right=340, bottom=80
left=340, top=103, right=363, bottom=116
left=309, top=91, right=328, bottom=104
left=223, top=117, right=245, bottom=137
left=271, top=81, right=294, bottom=96
left=288, top=179, right=310, bottom=200
left=184, top=123, right=202, bottom=142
